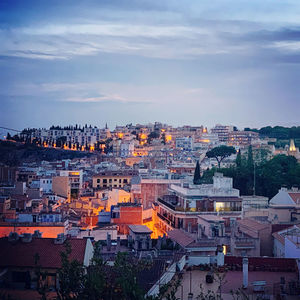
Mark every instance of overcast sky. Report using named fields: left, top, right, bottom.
left=1, top=0, right=300, bottom=130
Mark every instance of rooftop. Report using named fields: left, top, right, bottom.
left=0, top=237, right=87, bottom=269
left=128, top=225, right=152, bottom=234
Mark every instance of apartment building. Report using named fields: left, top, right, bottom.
left=92, top=170, right=137, bottom=189
left=211, top=124, right=234, bottom=142
left=155, top=173, right=242, bottom=234
left=228, top=131, right=259, bottom=147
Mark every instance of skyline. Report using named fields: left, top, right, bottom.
left=1, top=0, right=300, bottom=129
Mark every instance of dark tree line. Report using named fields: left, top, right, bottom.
left=201, top=146, right=300, bottom=199
left=245, top=126, right=300, bottom=139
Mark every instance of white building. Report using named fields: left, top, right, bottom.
left=175, top=137, right=194, bottom=151
left=120, top=141, right=135, bottom=157
left=211, top=124, right=234, bottom=143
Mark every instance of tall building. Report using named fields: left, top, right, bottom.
left=211, top=124, right=234, bottom=143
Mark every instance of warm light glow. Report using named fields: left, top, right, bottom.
left=140, top=133, right=147, bottom=140
left=70, top=172, right=80, bottom=175
left=165, top=135, right=172, bottom=142
left=290, top=139, right=297, bottom=152
left=223, top=245, right=227, bottom=255
left=215, top=202, right=225, bottom=212
left=200, top=139, right=210, bottom=143
left=117, top=132, right=124, bottom=139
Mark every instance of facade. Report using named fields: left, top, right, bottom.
left=155, top=173, right=242, bottom=234
left=92, top=170, right=137, bottom=189
left=235, top=218, right=272, bottom=257
left=268, top=188, right=300, bottom=224
left=128, top=225, right=152, bottom=251
left=228, top=131, right=259, bottom=147
left=111, top=203, right=143, bottom=234
left=132, top=178, right=181, bottom=209
left=211, top=124, right=234, bottom=142
left=52, top=170, right=82, bottom=200
left=273, top=225, right=300, bottom=258
left=175, top=137, right=194, bottom=151
left=120, top=141, right=135, bottom=157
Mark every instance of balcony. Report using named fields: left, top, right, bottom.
left=157, top=212, right=176, bottom=228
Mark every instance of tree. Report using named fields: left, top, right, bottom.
left=193, top=161, right=201, bottom=184
left=161, top=133, right=166, bottom=145
left=6, top=132, right=11, bottom=140
left=235, top=149, right=242, bottom=169
left=57, top=241, right=85, bottom=300
left=206, top=146, right=236, bottom=169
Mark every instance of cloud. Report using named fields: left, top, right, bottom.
left=64, top=94, right=127, bottom=103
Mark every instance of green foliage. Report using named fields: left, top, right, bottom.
left=206, top=146, right=236, bottom=169
left=201, top=153, right=300, bottom=198
left=246, top=126, right=300, bottom=140
left=148, top=131, right=160, bottom=144
left=193, top=160, right=201, bottom=184
left=57, top=242, right=85, bottom=300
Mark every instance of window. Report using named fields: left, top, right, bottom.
left=123, top=179, right=128, bottom=183
left=109, top=179, right=112, bottom=183
left=97, top=179, right=100, bottom=183
left=103, top=179, right=107, bottom=183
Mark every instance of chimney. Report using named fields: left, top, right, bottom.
left=106, top=233, right=111, bottom=251
left=54, top=233, right=66, bottom=244
left=33, top=230, right=42, bottom=238
left=8, top=232, right=19, bottom=243
left=21, top=233, right=32, bottom=243
left=243, top=257, right=248, bottom=289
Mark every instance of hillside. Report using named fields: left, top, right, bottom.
left=0, top=141, right=94, bottom=166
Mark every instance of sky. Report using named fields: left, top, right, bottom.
left=1, top=0, right=300, bottom=131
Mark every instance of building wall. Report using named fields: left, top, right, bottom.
left=259, top=225, right=273, bottom=256
left=268, top=207, right=294, bottom=223
left=140, top=182, right=169, bottom=209
left=0, top=225, right=66, bottom=238
left=273, top=238, right=284, bottom=258
left=92, top=175, right=131, bottom=189
left=285, top=236, right=300, bottom=259
left=52, top=176, right=70, bottom=199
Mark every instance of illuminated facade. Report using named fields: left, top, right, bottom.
left=228, top=131, right=259, bottom=147
left=92, top=170, right=137, bottom=189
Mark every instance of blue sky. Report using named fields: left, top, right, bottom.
left=1, top=0, right=300, bottom=130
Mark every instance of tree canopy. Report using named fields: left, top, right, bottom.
left=206, top=145, right=236, bottom=169
left=201, top=153, right=300, bottom=198
left=193, top=160, right=201, bottom=184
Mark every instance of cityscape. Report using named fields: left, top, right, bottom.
left=1, top=1, right=300, bottom=300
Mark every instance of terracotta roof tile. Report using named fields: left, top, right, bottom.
left=168, top=229, right=194, bottom=247
left=0, top=237, right=87, bottom=269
